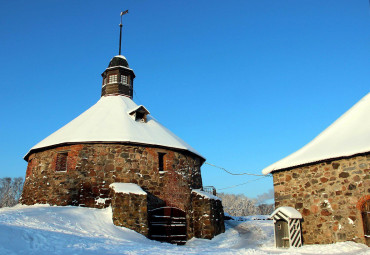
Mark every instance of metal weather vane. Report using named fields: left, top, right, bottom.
left=119, top=10, right=129, bottom=55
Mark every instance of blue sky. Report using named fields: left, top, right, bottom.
left=0, top=0, right=369, bottom=200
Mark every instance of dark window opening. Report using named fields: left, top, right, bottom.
left=135, top=111, right=145, bottom=122
left=158, top=153, right=166, bottom=172
left=56, top=152, right=68, bottom=172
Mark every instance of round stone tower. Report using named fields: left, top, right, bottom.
left=21, top=54, right=225, bottom=244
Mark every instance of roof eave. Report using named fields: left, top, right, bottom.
left=24, top=141, right=206, bottom=163
left=264, top=150, right=370, bottom=175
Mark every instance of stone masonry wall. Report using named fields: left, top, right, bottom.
left=273, top=154, right=370, bottom=245
left=191, top=192, right=225, bottom=239
left=110, top=189, right=148, bottom=236
left=21, top=143, right=202, bottom=210
left=20, top=143, right=205, bottom=238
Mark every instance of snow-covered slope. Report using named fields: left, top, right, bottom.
left=0, top=205, right=368, bottom=255
left=25, top=95, right=204, bottom=160
left=263, top=93, right=370, bottom=174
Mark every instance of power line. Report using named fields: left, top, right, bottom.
left=218, top=176, right=269, bottom=191
left=205, top=162, right=268, bottom=177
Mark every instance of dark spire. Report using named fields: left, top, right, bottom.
left=119, top=10, right=128, bottom=55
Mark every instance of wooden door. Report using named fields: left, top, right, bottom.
left=275, top=220, right=290, bottom=248
left=148, top=207, right=187, bottom=245
left=362, top=200, right=370, bottom=246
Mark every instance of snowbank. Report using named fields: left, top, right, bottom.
left=0, top=205, right=368, bottom=255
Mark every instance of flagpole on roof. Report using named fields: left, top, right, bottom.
left=119, top=10, right=129, bottom=55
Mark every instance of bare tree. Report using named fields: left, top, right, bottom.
left=217, top=192, right=275, bottom=216
left=257, top=203, right=275, bottom=215
left=0, top=177, right=24, bottom=208
left=218, top=193, right=258, bottom=216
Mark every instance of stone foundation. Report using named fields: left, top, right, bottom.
left=273, top=154, right=370, bottom=245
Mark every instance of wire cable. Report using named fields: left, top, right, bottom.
left=205, top=162, right=268, bottom=177
left=218, top=176, right=269, bottom=191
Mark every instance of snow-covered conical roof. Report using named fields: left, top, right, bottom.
left=262, top=92, right=370, bottom=175
left=25, top=95, right=204, bottom=160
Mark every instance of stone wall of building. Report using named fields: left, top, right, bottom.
left=110, top=189, right=148, bottom=236
left=191, top=191, right=225, bottom=239
left=272, top=154, right=370, bottom=245
left=21, top=143, right=203, bottom=211
left=20, top=143, right=227, bottom=241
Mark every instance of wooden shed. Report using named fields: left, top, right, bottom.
left=270, top=207, right=302, bottom=248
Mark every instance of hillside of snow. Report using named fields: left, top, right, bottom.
left=0, top=205, right=368, bottom=255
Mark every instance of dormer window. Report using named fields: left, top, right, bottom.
left=108, top=75, right=118, bottom=84
left=120, top=75, right=128, bottom=85
left=128, top=105, right=150, bottom=123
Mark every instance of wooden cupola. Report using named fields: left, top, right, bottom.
left=101, top=55, right=136, bottom=98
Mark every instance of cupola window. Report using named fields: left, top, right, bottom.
left=56, top=152, right=68, bottom=172
left=120, top=75, right=128, bottom=84
left=108, top=75, right=118, bottom=84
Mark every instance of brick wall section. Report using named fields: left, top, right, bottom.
left=191, top=192, right=225, bottom=239
left=110, top=190, right=148, bottom=236
left=272, top=154, right=370, bottom=245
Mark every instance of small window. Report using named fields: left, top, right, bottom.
left=108, top=75, right=118, bottom=84
left=56, top=152, right=68, bottom=172
left=135, top=111, right=145, bottom=122
left=128, top=105, right=150, bottom=123
left=120, top=75, right=128, bottom=84
left=158, top=153, right=166, bottom=172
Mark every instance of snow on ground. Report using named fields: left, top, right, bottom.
left=0, top=205, right=368, bottom=255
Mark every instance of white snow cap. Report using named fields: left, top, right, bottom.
left=25, top=95, right=204, bottom=160
left=262, top=92, right=370, bottom=174
left=109, top=183, right=146, bottom=195
left=270, top=206, right=302, bottom=219
left=192, top=189, right=221, bottom=201
left=114, top=55, right=127, bottom=60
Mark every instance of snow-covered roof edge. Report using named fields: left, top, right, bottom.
left=192, top=189, right=221, bottom=201
left=109, top=183, right=146, bottom=195
left=270, top=206, right=302, bottom=219
left=24, top=141, right=205, bottom=162
left=262, top=92, right=370, bottom=175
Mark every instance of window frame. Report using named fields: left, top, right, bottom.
left=55, top=151, right=69, bottom=172
left=158, top=152, right=166, bottom=172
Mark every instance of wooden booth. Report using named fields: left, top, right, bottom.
left=270, top=207, right=302, bottom=248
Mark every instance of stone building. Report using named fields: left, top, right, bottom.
left=263, top=93, right=370, bottom=246
left=21, top=54, right=225, bottom=244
